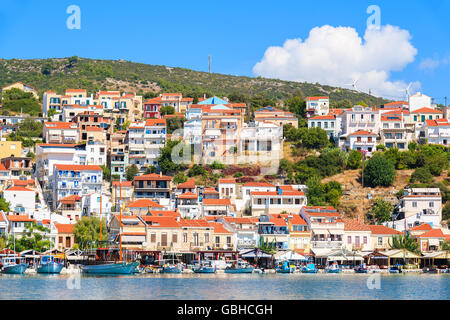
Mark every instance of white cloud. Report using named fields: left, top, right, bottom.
left=253, top=25, right=419, bottom=99
left=419, top=54, right=450, bottom=72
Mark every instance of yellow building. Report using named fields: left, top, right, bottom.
left=0, top=141, right=22, bottom=159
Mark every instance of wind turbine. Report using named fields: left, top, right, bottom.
left=344, top=78, right=359, bottom=92
left=399, top=82, right=413, bottom=101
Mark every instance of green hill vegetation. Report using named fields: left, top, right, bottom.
left=0, top=57, right=388, bottom=107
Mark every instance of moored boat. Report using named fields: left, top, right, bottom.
left=325, top=262, right=342, bottom=274
left=37, top=255, right=64, bottom=274
left=1, top=257, right=28, bottom=274
left=276, top=261, right=296, bottom=274
left=389, top=265, right=402, bottom=274
left=354, top=264, right=369, bottom=273
left=225, top=261, right=255, bottom=274
left=81, top=261, right=139, bottom=274
left=301, top=262, right=318, bottom=273
left=161, top=264, right=183, bottom=274
left=192, top=261, right=216, bottom=273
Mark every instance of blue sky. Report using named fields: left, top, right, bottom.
left=0, top=0, right=448, bottom=102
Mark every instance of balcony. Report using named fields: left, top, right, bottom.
left=311, top=240, right=343, bottom=249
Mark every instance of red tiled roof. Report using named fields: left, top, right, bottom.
left=37, top=143, right=78, bottom=148
left=425, top=119, right=450, bottom=127
left=127, top=199, right=163, bottom=208
left=251, top=191, right=305, bottom=196
left=308, top=115, right=335, bottom=120
left=54, top=164, right=102, bottom=171
left=203, top=188, right=219, bottom=194
left=12, top=180, right=35, bottom=187
left=44, top=122, right=78, bottom=130
left=177, top=192, right=198, bottom=199
left=141, top=216, right=180, bottom=228
left=306, top=96, right=328, bottom=101
left=342, top=219, right=371, bottom=231
left=134, top=173, right=172, bottom=181
left=270, top=214, right=307, bottom=226
left=270, top=217, right=287, bottom=226
left=5, top=186, right=33, bottom=192
left=112, top=181, right=133, bottom=187
left=66, top=89, right=86, bottom=93
left=350, top=130, right=376, bottom=136
left=209, top=222, right=232, bottom=234
left=412, top=107, right=443, bottom=114
left=367, top=225, right=404, bottom=235
left=218, top=178, right=236, bottom=184
left=223, top=217, right=257, bottom=225
left=0, top=164, right=7, bottom=171
left=178, top=219, right=211, bottom=228
left=418, top=229, right=446, bottom=238
left=242, top=182, right=276, bottom=188
left=6, top=215, right=35, bottom=222
left=202, top=199, right=231, bottom=206
left=145, top=119, right=166, bottom=126
left=59, top=195, right=81, bottom=203
left=55, top=223, right=74, bottom=234
left=409, top=223, right=432, bottom=231
left=148, top=210, right=181, bottom=217
left=177, top=179, right=196, bottom=189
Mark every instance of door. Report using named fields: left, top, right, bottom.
left=161, top=233, right=167, bottom=247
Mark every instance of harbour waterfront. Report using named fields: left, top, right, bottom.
left=0, top=273, right=448, bottom=300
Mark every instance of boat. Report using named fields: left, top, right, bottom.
left=301, top=262, right=318, bottom=273
left=225, top=260, right=255, bottom=274
left=325, top=262, right=342, bottom=274
left=161, top=252, right=184, bottom=274
left=275, top=261, right=296, bottom=273
left=37, top=255, right=64, bottom=274
left=1, top=256, right=28, bottom=274
left=81, top=261, right=139, bottom=274
left=81, top=248, right=139, bottom=275
left=192, top=261, right=216, bottom=274
left=389, top=265, right=402, bottom=274
left=368, top=265, right=381, bottom=273
left=354, top=265, right=369, bottom=273
left=422, top=267, right=438, bottom=274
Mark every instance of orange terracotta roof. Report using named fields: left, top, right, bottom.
left=342, top=219, right=371, bottom=231
left=66, top=89, right=86, bottom=93
left=309, top=115, right=335, bottom=120
left=307, top=96, right=329, bottom=100
left=269, top=217, right=287, bottom=226
left=218, top=178, right=236, bottom=184
left=242, top=182, right=276, bottom=188
left=350, top=130, right=376, bottom=136
left=148, top=210, right=181, bottom=217
left=270, top=214, right=307, bottom=226
left=55, top=223, right=74, bottom=234
left=425, top=119, right=450, bottom=127
left=367, top=225, right=404, bottom=235
left=145, top=119, right=166, bottom=126
left=134, top=173, right=172, bottom=181
left=59, top=195, right=81, bottom=203
left=223, top=217, right=258, bottom=225
left=202, top=199, right=231, bottom=206
left=127, top=199, right=163, bottom=208
left=412, top=107, right=443, bottom=114
left=209, top=222, right=232, bottom=234
left=418, top=229, right=446, bottom=238
left=54, top=164, right=102, bottom=171
left=5, top=186, right=33, bottom=192
left=37, top=143, right=78, bottom=148
left=203, top=188, right=219, bottom=194
left=6, top=215, right=35, bottom=222
left=0, top=164, right=7, bottom=171
left=112, top=181, right=133, bottom=187
left=178, top=219, right=211, bottom=228
left=44, top=122, right=78, bottom=130
left=177, top=179, right=196, bottom=189
left=141, top=216, right=180, bottom=228
left=409, top=223, right=433, bottom=231
left=177, top=192, right=198, bottom=199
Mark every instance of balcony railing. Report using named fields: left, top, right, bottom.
left=311, top=240, right=343, bottom=248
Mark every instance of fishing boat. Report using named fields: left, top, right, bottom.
left=275, top=260, right=296, bottom=273
left=1, top=256, right=28, bottom=274
left=192, top=261, right=216, bottom=274
left=225, top=260, right=255, bottom=274
left=301, top=262, right=318, bottom=273
left=354, top=265, right=369, bottom=273
left=81, top=248, right=139, bottom=275
left=422, top=267, right=438, bottom=274
left=325, top=262, right=342, bottom=274
left=161, top=252, right=184, bottom=274
left=37, top=255, right=64, bottom=274
left=389, top=264, right=402, bottom=274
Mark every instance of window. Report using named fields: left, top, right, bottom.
left=363, top=236, right=367, bottom=244
left=150, top=233, right=156, bottom=243
left=183, top=233, right=188, bottom=243
left=215, top=236, right=220, bottom=246
left=347, top=236, right=352, bottom=244
left=227, top=237, right=231, bottom=245
left=412, top=202, right=417, bottom=208
left=172, top=233, right=178, bottom=243
left=429, top=202, right=434, bottom=207
left=383, top=123, right=389, bottom=128
left=204, top=233, right=209, bottom=243
left=378, top=237, right=383, bottom=246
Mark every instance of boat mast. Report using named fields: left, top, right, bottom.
left=99, top=192, right=102, bottom=245
left=119, top=178, right=122, bottom=261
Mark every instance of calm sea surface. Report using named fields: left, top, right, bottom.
left=0, top=273, right=448, bottom=300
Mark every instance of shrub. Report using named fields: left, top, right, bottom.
left=410, top=167, right=433, bottom=183
left=363, top=153, right=396, bottom=187
left=347, top=150, right=363, bottom=169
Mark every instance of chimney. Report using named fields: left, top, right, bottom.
left=176, top=216, right=180, bottom=222
left=159, top=172, right=162, bottom=177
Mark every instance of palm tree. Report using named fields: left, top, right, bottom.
left=389, top=234, right=419, bottom=253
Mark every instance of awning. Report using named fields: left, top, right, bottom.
left=313, top=229, right=328, bottom=235
left=274, top=251, right=307, bottom=261
left=121, top=235, right=146, bottom=243
left=311, top=248, right=332, bottom=257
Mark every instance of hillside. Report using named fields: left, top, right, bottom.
left=0, top=57, right=388, bottom=106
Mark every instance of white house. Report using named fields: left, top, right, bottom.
left=341, top=130, right=377, bottom=157
left=241, top=182, right=276, bottom=208
left=218, top=178, right=237, bottom=199
left=409, top=92, right=432, bottom=112
left=308, top=114, right=341, bottom=141
left=306, top=97, right=329, bottom=116
left=423, top=119, right=450, bottom=146
left=3, top=186, right=36, bottom=216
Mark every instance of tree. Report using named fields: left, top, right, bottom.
left=367, top=198, right=393, bottom=224
left=0, top=198, right=10, bottom=212
left=18, top=118, right=43, bottom=138
left=285, top=96, right=306, bottom=118
left=158, top=140, right=188, bottom=174
left=426, top=154, right=448, bottom=176
left=363, top=153, right=396, bottom=187
left=442, top=203, right=450, bottom=222
left=173, top=172, right=188, bottom=184
left=125, top=164, right=139, bottom=181
left=389, top=234, right=419, bottom=253
left=410, top=167, right=433, bottom=183
left=73, top=217, right=108, bottom=249
left=188, top=164, right=206, bottom=177
left=160, top=105, right=175, bottom=116
left=145, top=165, right=157, bottom=174
left=302, top=127, right=329, bottom=149
left=210, top=161, right=225, bottom=170
left=347, top=150, right=363, bottom=169
left=100, top=165, right=111, bottom=182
